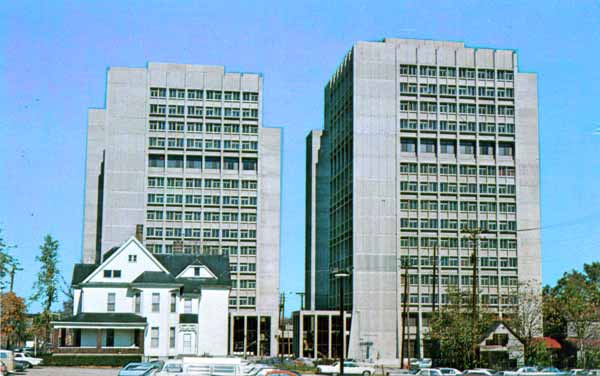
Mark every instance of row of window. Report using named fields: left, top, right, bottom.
left=145, top=244, right=256, bottom=255
left=401, top=163, right=515, bottom=177
left=150, top=104, right=258, bottom=119
left=146, top=227, right=257, bottom=240
left=403, top=293, right=518, bottom=305
left=401, top=255, right=518, bottom=267
left=401, top=236, right=518, bottom=248
left=401, top=200, right=516, bottom=213
left=148, top=155, right=258, bottom=171
left=400, top=181, right=516, bottom=195
left=229, top=263, right=257, bottom=272
left=401, top=83, right=514, bottom=98
left=400, top=119, right=514, bottom=134
left=399, top=65, right=514, bottom=81
left=149, top=121, right=259, bottom=134
left=400, top=138, right=514, bottom=156
left=147, top=193, right=257, bottom=207
left=229, top=296, right=256, bottom=307
left=400, top=101, right=515, bottom=115
left=400, top=219, right=517, bottom=231
left=148, top=177, right=257, bottom=190
left=407, top=274, right=518, bottom=286
left=150, top=87, right=259, bottom=102
left=230, top=279, right=256, bottom=289
left=149, top=137, right=258, bottom=152
left=147, top=210, right=257, bottom=223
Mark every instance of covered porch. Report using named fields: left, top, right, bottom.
left=51, top=313, right=146, bottom=355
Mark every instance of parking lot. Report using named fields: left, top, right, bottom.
left=18, top=367, right=119, bottom=376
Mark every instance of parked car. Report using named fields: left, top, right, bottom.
left=0, top=360, right=7, bottom=376
left=294, top=357, right=315, bottom=367
left=410, top=359, right=433, bottom=370
left=587, top=370, right=600, bottom=376
left=14, top=352, right=43, bottom=368
left=157, top=360, right=184, bottom=376
left=416, top=369, right=443, bottom=376
left=569, top=370, right=588, bottom=376
left=439, top=368, right=463, bottom=376
left=0, top=351, right=12, bottom=373
left=13, top=360, right=27, bottom=372
left=464, top=370, right=494, bottom=376
left=317, top=361, right=376, bottom=376
left=118, top=362, right=161, bottom=376
left=264, top=371, right=301, bottom=376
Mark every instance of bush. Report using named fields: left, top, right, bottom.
left=41, top=354, right=142, bottom=367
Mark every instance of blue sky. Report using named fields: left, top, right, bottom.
left=1, top=1, right=599, bottom=314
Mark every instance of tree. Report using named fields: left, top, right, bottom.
left=0, top=292, right=27, bottom=348
left=544, top=263, right=600, bottom=368
left=504, top=280, right=544, bottom=365
left=427, top=288, right=495, bottom=369
left=0, top=228, right=18, bottom=290
left=31, top=234, right=61, bottom=342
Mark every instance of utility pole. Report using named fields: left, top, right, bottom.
left=432, top=243, right=438, bottom=313
left=464, top=227, right=484, bottom=367
left=400, top=260, right=410, bottom=368
left=333, top=270, right=350, bottom=376
left=279, top=293, right=285, bottom=360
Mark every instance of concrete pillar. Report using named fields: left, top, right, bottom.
left=257, top=315, right=261, bottom=357
left=328, top=314, right=332, bottom=359
left=243, top=316, right=247, bottom=357
left=314, top=315, right=318, bottom=359
left=299, top=312, right=304, bottom=357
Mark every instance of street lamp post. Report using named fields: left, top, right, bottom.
left=333, top=269, right=350, bottom=376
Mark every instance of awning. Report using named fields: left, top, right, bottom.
left=52, top=313, right=147, bottom=329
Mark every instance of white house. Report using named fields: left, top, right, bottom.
left=51, top=237, right=231, bottom=359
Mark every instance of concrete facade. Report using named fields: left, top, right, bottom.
left=82, top=63, right=281, bottom=355
left=306, top=38, right=541, bottom=360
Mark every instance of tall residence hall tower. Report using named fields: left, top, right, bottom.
left=305, top=39, right=540, bottom=360
left=83, top=63, right=281, bottom=356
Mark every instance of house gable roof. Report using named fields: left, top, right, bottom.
left=82, top=237, right=168, bottom=284
left=478, top=320, right=523, bottom=345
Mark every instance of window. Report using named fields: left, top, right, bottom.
left=167, top=155, right=184, bottom=168
left=169, top=327, right=176, bottom=348
left=242, top=158, right=257, bottom=171
left=460, top=141, right=475, bottom=156
left=134, top=293, right=141, bottom=313
left=204, top=156, right=220, bottom=170
left=151, top=327, right=159, bottom=348
left=186, top=156, right=202, bottom=169
left=420, top=139, right=436, bottom=153
left=107, top=293, right=116, bottom=312
left=242, top=92, right=259, bottom=102
left=170, top=293, right=177, bottom=313
left=440, top=140, right=456, bottom=155
left=480, top=142, right=495, bottom=156
left=400, top=65, right=417, bottom=76
left=152, top=293, right=160, bottom=313
left=128, top=255, right=137, bottom=263
left=148, top=154, right=165, bottom=168
left=150, top=87, right=166, bottom=98
left=103, top=270, right=121, bottom=278
left=184, top=298, right=192, bottom=313
left=206, top=90, right=222, bottom=100
left=401, top=138, right=416, bottom=153
left=499, top=142, right=514, bottom=157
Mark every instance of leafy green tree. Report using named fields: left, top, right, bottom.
left=544, top=263, right=600, bottom=368
left=427, top=288, right=494, bottom=369
left=31, top=234, right=61, bottom=342
left=0, top=228, right=18, bottom=290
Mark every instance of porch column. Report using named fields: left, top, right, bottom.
left=51, top=328, right=60, bottom=348
left=96, top=329, right=102, bottom=349
left=138, top=329, right=145, bottom=353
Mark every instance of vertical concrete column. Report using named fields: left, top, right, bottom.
left=328, top=314, right=332, bottom=359
left=314, top=315, right=318, bottom=359
left=299, top=312, right=304, bottom=358
left=257, top=315, right=262, bottom=356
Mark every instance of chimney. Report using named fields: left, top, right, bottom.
left=135, top=224, right=144, bottom=242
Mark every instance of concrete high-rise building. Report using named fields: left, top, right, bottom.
left=305, top=38, right=540, bottom=360
left=83, top=63, right=281, bottom=356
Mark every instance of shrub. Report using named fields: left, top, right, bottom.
left=41, top=354, right=142, bottom=367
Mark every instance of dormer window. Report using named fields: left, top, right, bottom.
left=194, top=267, right=200, bottom=276
left=103, top=270, right=122, bottom=278
left=128, top=255, right=137, bottom=262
